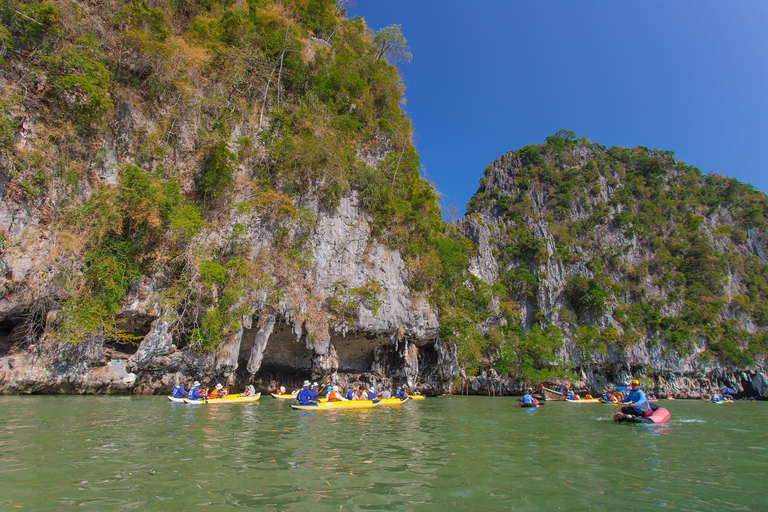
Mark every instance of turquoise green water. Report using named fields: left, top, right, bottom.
left=0, top=396, right=766, bottom=511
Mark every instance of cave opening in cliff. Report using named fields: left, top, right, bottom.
left=105, top=319, right=153, bottom=357
left=0, top=313, right=40, bottom=356
left=0, top=316, right=23, bottom=356
left=248, top=321, right=314, bottom=376
left=333, top=335, right=381, bottom=373
left=418, top=344, right=439, bottom=372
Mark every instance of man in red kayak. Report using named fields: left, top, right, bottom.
left=621, top=379, right=657, bottom=418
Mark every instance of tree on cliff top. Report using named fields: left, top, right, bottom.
left=373, top=24, right=412, bottom=64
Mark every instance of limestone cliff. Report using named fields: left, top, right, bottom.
left=461, top=131, right=768, bottom=398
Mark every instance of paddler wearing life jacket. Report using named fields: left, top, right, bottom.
left=208, top=383, right=229, bottom=398
left=171, top=383, right=189, bottom=398
left=621, top=379, right=657, bottom=417
left=296, top=380, right=320, bottom=405
left=188, top=381, right=204, bottom=401
left=274, top=386, right=286, bottom=395
left=395, top=387, right=406, bottom=399
left=243, top=384, right=256, bottom=397
left=601, top=391, right=611, bottom=402
left=327, top=386, right=345, bottom=401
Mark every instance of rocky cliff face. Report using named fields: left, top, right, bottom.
left=0, top=188, right=454, bottom=394
left=1, top=3, right=766, bottom=398
left=0, top=0, right=456, bottom=394
left=460, top=132, right=768, bottom=398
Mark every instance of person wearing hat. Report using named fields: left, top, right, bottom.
left=274, top=386, right=287, bottom=396
left=327, top=386, right=345, bottom=402
left=621, top=379, right=656, bottom=417
left=188, top=381, right=204, bottom=401
left=171, top=382, right=189, bottom=399
left=243, top=383, right=257, bottom=397
left=367, top=387, right=377, bottom=400
left=216, top=383, right=230, bottom=398
left=296, top=380, right=320, bottom=405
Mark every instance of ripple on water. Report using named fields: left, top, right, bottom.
left=0, top=396, right=766, bottom=510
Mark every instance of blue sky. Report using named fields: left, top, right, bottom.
left=348, top=2, right=768, bottom=215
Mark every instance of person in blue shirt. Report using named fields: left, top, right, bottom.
left=346, top=386, right=357, bottom=400
left=367, top=387, right=377, bottom=400
left=520, top=392, right=536, bottom=405
left=187, top=381, right=204, bottom=401
left=296, top=380, right=320, bottom=405
left=621, top=379, right=657, bottom=417
left=171, top=383, right=188, bottom=398
left=395, top=387, right=406, bottom=399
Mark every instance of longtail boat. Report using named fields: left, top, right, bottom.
left=540, top=386, right=567, bottom=401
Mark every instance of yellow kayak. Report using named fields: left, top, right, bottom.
left=292, top=397, right=409, bottom=410
left=407, top=395, right=425, bottom=400
left=184, top=393, right=261, bottom=405
left=292, top=399, right=380, bottom=411
left=271, top=393, right=298, bottom=400
left=565, top=398, right=601, bottom=403
left=379, top=397, right=410, bottom=406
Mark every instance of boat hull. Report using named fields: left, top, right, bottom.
left=271, top=393, right=298, bottom=400
left=613, top=407, right=670, bottom=425
left=291, top=399, right=384, bottom=411
left=541, top=386, right=567, bottom=401
left=184, top=393, right=261, bottom=405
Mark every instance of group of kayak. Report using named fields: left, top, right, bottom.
left=168, top=381, right=261, bottom=404
left=520, top=379, right=672, bottom=425
left=167, top=379, right=425, bottom=411
left=278, top=380, right=423, bottom=411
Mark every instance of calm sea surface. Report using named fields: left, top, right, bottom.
left=0, top=395, right=765, bottom=511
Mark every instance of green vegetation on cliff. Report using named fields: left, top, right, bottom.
left=467, top=130, right=768, bottom=373
left=1, top=0, right=480, bottom=357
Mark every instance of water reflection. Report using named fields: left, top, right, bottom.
left=0, top=396, right=766, bottom=510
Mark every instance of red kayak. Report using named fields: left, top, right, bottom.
left=613, top=407, right=670, bottom=425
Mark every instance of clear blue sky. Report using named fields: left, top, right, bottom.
left=348, top=1, right=768, bottom=215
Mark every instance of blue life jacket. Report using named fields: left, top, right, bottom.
left=395, top=389, right=405, bottom=398
left=297, top=387, right=319, bottom=405
left=188, top=386, right=203, bottom=400
left=521, top=394, right=535, bottom=404
left=345, top=389, right=354, bottom=400
left=602, top=393, right=611, bottom=402
left=368, top=391, right=377, bottom=400
left=171, top=385, right=188, bottom=398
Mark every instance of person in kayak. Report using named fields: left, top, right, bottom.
left=395, top=387, right=406, bottom=399
left=358, top=388, right=369, bottom=400
left=379, top=388, right=392, bottom=399
left=171, top=383, right=188, bottom=398
left=188, top=381, right=204, bottom=401
left=327, top=386, right=345, bottom=401
left=210, top=383, right=229, bottom=398
left=520, top=391, right=536, bottom=405
left=621, top=379, right=657, bottom=417
left=296, top=380, right=320, bottom=405
left=601, top=391, right=612, bottom=402
left=346, top=386, right=357, bottom=400
left=243, top=384, right=256, bottom=397
left=274, top=386, right=286, bottom=395
left=367, top=387, right=377, bottom=400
